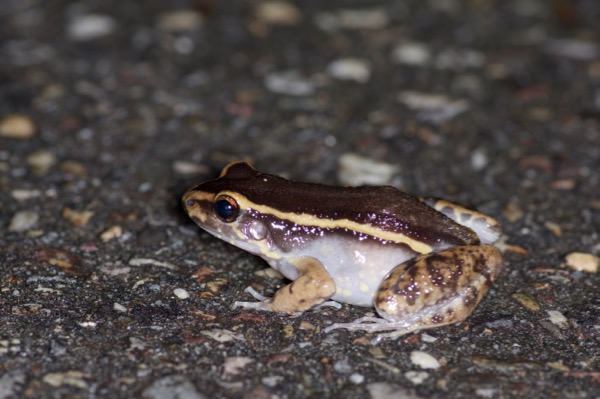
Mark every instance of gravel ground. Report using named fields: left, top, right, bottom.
left=1, top=1, right=599, bottom=398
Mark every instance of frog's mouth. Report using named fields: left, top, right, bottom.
left=199, top=222, right=267, bottom=257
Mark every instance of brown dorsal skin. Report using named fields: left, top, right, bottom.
left=187, top=162, right=479, bottom=249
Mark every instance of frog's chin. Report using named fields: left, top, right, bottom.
left=202, top=226, right=264, bottom=256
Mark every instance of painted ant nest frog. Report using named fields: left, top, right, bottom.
left=183, top=162, right=502, bottom=342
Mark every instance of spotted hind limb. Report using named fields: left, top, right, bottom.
left=233, top=256, right=336, bottom=313
left=325, top=244, right=503, bottom=343
left=421, top=197, right=501, bottom=244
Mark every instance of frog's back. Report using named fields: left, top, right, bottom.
left=194, top=162, right=479, bottom=251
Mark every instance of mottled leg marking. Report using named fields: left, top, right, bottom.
left=421, top=197, right=501, bottom=244
left=326, top=244, right=502, bottom=342
left=233, top=256, right=336, bottom=314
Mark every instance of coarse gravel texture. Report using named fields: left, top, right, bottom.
left=1, top=1, right=599, bottom=398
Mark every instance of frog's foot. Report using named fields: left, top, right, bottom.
left=232, top=286, right=271, bottom=311
left=324, top=317, right=418, bottom=344
left=324, top=316, right=389, bottom=333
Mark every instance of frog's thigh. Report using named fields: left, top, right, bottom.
left=266, top=256, right=336, bottom=313
left=375, top=244, right=502, bottom=330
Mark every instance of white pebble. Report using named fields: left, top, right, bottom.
left=471, top=148, right=488, bottom=171
left=410, top=351, right=441, bottom=370
left=261, top=376, right=284, bottom=387
left=543, top=39, right=599, bottom=61
left=172, top=160, right=209, bottom=176
left=9, top=210, right=39, bottom=232
left=336, top=8, right=389, bottom=30
left=113, top=302, right=127, bottom=313
left=222, top=356, right=253, bottom=376
left=173, top=288, right=190, bottom=299
left=327, top=58, right=371, bottom=83
left=392, top=42, right=431, bottom=66
left=349, top=373, right=365, bottom=384
left=264, top=70, right=314, bottom=96
left=337, top=153, right=399, bottom=186
left=27, top=150, right=56, bottom=175
left=254, top=1, right=303, bottom=25
left=565, top=252, right=599, bottom=273
left=68, top=14, right=117, bottom=42
left=435, top=48, right=485, bottom=70
left=397, top=91, right=469, bottom=124
left=404, top=370, right=429, bottom=384
left=157, top=9, right=204, bottom=32
left=546, top=310, right=569, bottom=329
left=0, top=114, right=36, bottom=139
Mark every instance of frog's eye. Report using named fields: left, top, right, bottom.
left=214, top=195, right=239, bottom=223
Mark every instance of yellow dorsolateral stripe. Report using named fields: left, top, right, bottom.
left=188, top=190, right=433, bottom=254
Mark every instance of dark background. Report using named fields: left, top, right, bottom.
left=1, top=1, right=599, bottom=398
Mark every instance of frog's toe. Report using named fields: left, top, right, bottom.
left=324, top=317, right=401, bottom=333
left=314, top=300, right=342, bottom=310
left=232, top=300, right=270, bottom=311
left=232, top=286, right=271, bottom=311
left=243, top=286, right=267, bottom=301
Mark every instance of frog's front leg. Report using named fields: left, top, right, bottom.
left=326, top=244, right=502, bottom=341
left=233, top=256, right=336, bottom=313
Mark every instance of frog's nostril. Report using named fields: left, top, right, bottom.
left=186, top=199, right=195, bottom=207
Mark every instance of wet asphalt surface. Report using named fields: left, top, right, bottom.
left=1, top=1, right=599, bottom=398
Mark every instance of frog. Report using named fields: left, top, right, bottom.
left=182, top=161, right=503, bottom=342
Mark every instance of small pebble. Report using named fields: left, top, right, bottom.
left=410, top=351, right=441, bottom=370
left=172, top=160, right=209, bottom=176
left=264, top=70, right=314, bottom=96
left=157, top=10, right=204, bottom=32
left=349, top=373, right=365, bottom=384
left=476, top=388, right=499, bottom=398
left=27, top=150, right=57, bottom=175
left=511, top=292, right=541, bottom=312
left=544, top=221, right=562, bottom=237
left=173, top=288, right=190, bottom=299
left=0, top=114, right=36, bottom=139
left=398, top=91, right=448, bottom=109
left=470, top=148, right=488, bottom=171
left=546, top=310, right=569, bottom=329
left=435, top=48, right=485, bottom=70
left=327, top=58, right=371, bottom=83
left=543, top=38, right=599, bottom=61
left=67, top=14, right=117, bottom=42
left=503, top=200, right=524, bottom=223
left=129, top=258, right=178, bottom=270
left=404, top=370, right=429, bottom=384
left=254, top=1, right=303, bottom=25
left=62, top=208, right=94, bottom=226
left=222, top=356, right=253, bottom=376
left=9, top=210, right=39, bottom=232
left=200, top=329, right=244, bottom=342
left=141, top=375, right=206, bottom=399
left=398, top=91, right=469, bottom=123
left=392, top=42, right=431, bottom=66
left=336, top=8, right=389, bottom=30
left=100, top=225, right=123, bottom=242
left=113, top=302, right=127, bottom=313
left=11, top=189, right=42, bottom=201
left=338, top=153, right=399, bottom=186
left=42, top=371, right=89, bottom=389
left=565, top=252, right=599, bottom=273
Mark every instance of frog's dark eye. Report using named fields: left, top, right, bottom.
left=214, top=195, right=239, bottom=223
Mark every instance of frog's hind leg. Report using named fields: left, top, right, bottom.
left=421, top=197, right=501, bottom=244
left=325, top=244, right=502, bottom=342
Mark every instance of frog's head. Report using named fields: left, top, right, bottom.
left=182, top=162, right=276, bottom=256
